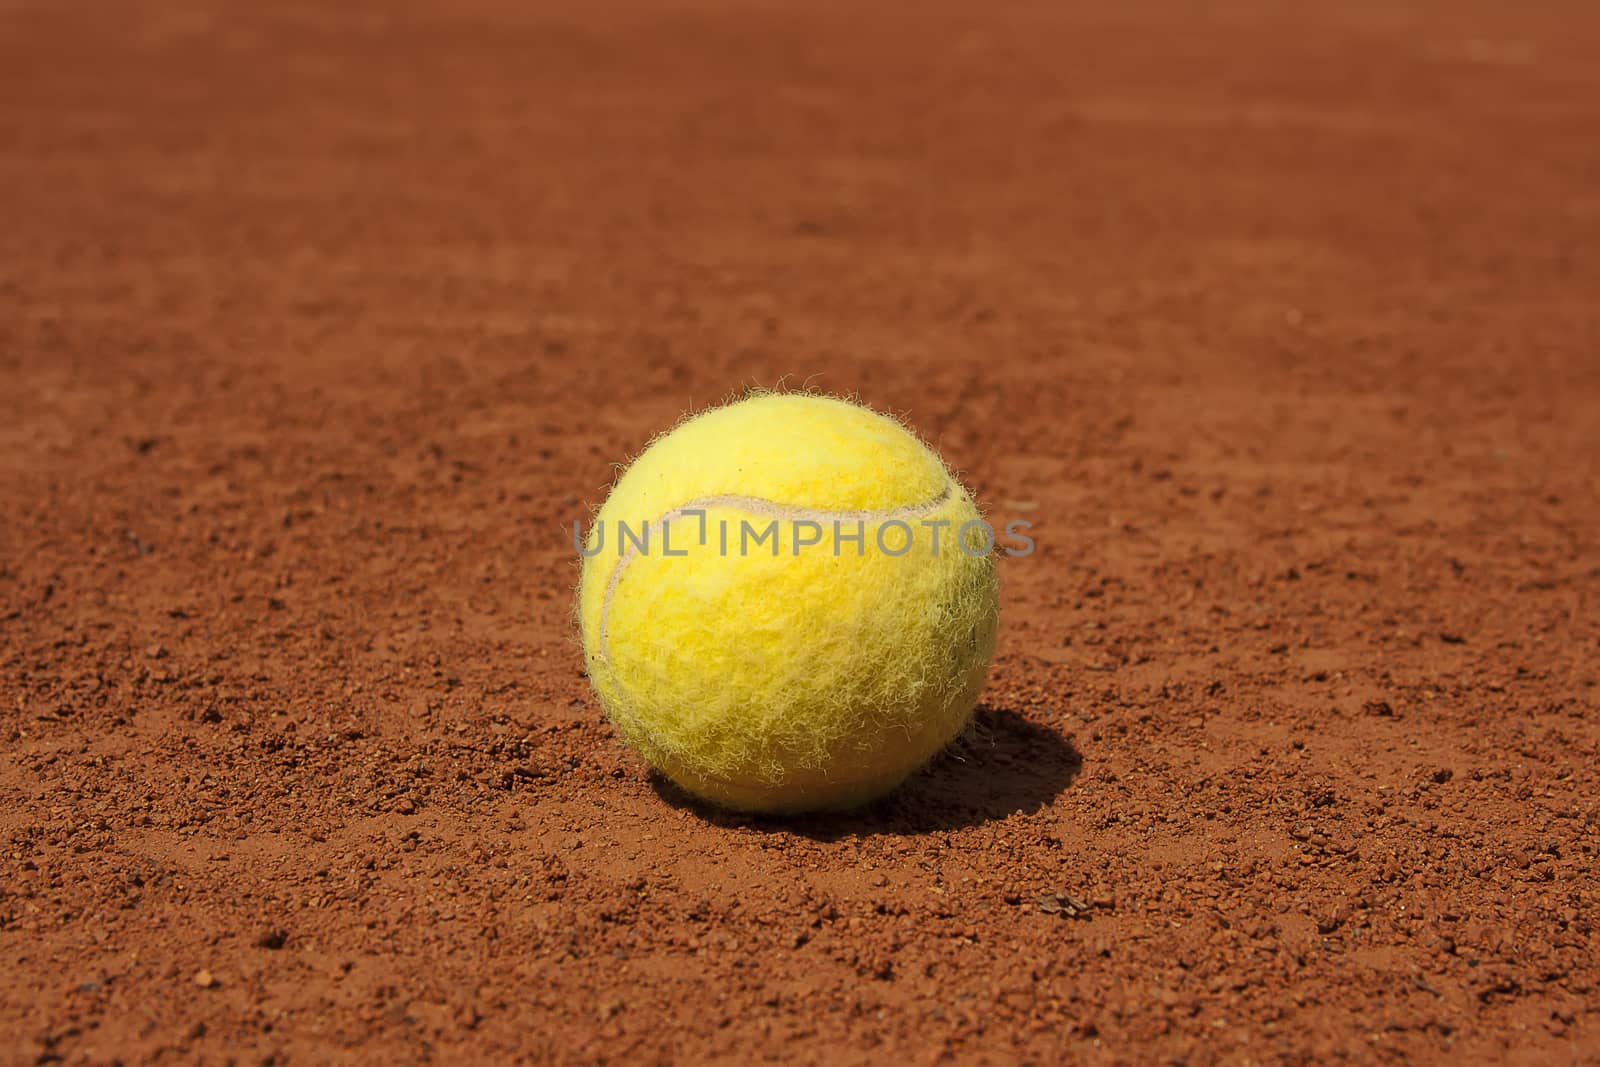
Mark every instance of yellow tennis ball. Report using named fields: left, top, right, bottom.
left=577, top=392, right=999, bottom=814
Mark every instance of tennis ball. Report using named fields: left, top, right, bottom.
left=577, top=392, right=999, bottom=814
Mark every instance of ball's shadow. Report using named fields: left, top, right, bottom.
left=647, top=704, right=1082, bottom=837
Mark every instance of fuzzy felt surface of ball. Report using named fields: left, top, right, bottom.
left=577, top=393, right=999, bottom=814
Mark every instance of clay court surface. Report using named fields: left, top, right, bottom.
left=3, top=0, right=1599, bottom=1062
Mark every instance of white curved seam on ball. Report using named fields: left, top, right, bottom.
left=596, top=483, right=955, bottom=668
